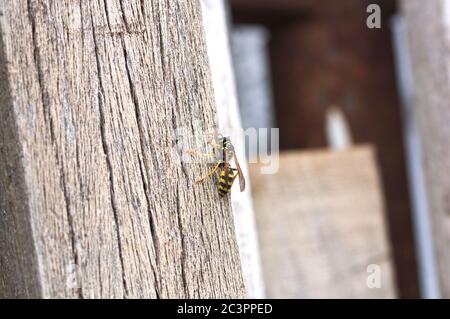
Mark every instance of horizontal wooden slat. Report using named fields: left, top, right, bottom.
left=250, top=146, right=396, bottom=298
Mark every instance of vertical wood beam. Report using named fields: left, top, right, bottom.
left=0, top=0, right=244, bottom=298
left=401, top=0, right=450, bottom=298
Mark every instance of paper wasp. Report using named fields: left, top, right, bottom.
left=189, top=134, right=246, bottom=197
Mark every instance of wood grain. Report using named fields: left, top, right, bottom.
left=250, top=146, right=396, bottom=298
left=0, top=0, right=244, bottom=298
left=401, top=0, right=450, bottom=298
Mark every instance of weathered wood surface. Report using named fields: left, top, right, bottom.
left=250, top=147, right=396, bottom=298
left=200, top=0, right=264, bottom=298
left=0, top=0, right=244, bottom=298
left=401, top=0, right=450, bottom=298
left=391, top=15, right=440, bottom=298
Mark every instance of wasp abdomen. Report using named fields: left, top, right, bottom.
left=218, top=170, right=237, bottom=197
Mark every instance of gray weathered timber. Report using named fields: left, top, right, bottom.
left=0, top=0, right=244, bottom=298
left=401, top=0, right=450, bottom=298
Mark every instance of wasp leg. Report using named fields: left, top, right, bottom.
left=206, top=139, right=223, bottom=149
left=196, top=162, right=221, bottom=183
left=187, top=149, right=215, bottom=158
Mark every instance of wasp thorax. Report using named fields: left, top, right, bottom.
left=194, top=134, right=245, bottom=196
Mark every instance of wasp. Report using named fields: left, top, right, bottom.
left=190, top=134, right=246, bottom=197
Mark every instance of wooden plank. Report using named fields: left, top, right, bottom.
left=401, top=0, right=450, bottom=298
left=250, top=146, right=396, bottom=298
left=0, top=0, right=244, bottom=298
left=200, top=0, right=265, bottom=298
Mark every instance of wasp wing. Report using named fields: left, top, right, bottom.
left=233, top=153, right=246, bottom=192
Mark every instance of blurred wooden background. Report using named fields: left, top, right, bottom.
left=250, top=146, right=395, bottom=298
left=229, top=0, right=419, bottom=298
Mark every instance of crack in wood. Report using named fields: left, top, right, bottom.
left=90, top=9, right=128, bottom=298
left=121, top=37, right=161, bottom=298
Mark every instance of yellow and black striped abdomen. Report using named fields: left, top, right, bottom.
left=218, top=170, right=237, bottom=197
